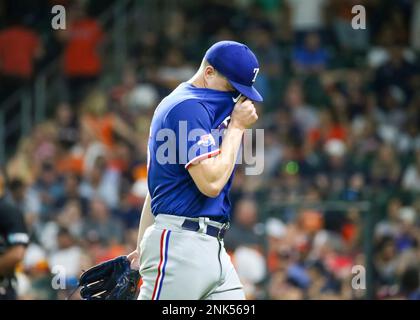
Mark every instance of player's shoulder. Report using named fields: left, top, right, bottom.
left=169, top=98, right=209, bottom=117
left=153, top=83, right=214, bottom=126
left=161, top=99, right=212, bottom=128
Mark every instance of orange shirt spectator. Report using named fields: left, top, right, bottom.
left=56, top=155, right=84, bottom=175
left=0, top=25, right=42, bottom=79
left=63, top=18, right=104, bottom=77
left=307, top=110, right=348, bottom=146
left=83, top=113, right=115, bottom=148
left=308, top=125, right=347, bottom=145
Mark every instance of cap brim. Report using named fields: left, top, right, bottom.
left=229, top=80, right=263, bottom=102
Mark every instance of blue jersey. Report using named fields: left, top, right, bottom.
left=147, top=82, right=238, bottom=222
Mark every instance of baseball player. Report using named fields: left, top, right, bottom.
left=127, top=41, right=263, bottom=300
left=0, top=171, right=29, bottom=300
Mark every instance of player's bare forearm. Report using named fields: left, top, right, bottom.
left=188, top=123, right=244, bottom=197
left=137, top=192, right=154, bottom=248
left=128, top=192, right=154, bottom=269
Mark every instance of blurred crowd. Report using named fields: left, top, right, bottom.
left=1, top=0, right=420, bottom=300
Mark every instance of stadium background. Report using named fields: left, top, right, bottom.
left=0, top=0, right=419, bottom=300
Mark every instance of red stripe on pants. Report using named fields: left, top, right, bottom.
left=151, top=229, right=166, bottom=300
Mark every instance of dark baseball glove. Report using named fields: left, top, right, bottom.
left=78, top=256, right=140, bottom=300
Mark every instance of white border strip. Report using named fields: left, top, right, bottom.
left=185, top=149, right=221, bottom=169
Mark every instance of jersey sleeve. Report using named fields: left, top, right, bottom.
left=166, top=100, right=221, bottom=169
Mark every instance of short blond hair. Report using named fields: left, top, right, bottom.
left=200, top=59, right=227, bottom=80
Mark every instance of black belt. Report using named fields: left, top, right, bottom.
left=181, top=219, right=230, bottom=240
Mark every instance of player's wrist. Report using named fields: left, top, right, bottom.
left=229, top=119, right=247, bottom=131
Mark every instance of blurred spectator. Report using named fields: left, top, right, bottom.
left=233, top=246, right=266, bottom=299
left=224, top=198, right=265, bottom=252
left=0, top=17, right=43, bottom=100
left=331, top=0, right=369, bottom=51
left=56, top=200, right=85, bottom=238
left=293, top=32, right=329, bottom=74
left=80, top=89, right=138, bottom=150
left=373, top=45, right=418, bottom=107
left=6, top=138, right=36, bottom=186
left=18, top=243, right=55, bottom=300
left=305, top=109, right=347, bottom=155
left=115, top=192, right=142, bottom=230
left=374, top=236, right=400, bottom=291
left=111, top=66, right=159, bottom=115
left=285, top=0, right=328, bottom=45
left=411, top=0, right=420, bottom=50
left=48, top=227, right=82, bottom=280
left=154, top=47, right=195, bottom=93
left=33, top=162, right=64, bottom=221
left=32, top=123, right=58, bottom=167
left=402, top=151, right=420, bottom=193
left=370, top=144, right=401, bottom=187
left=397, top=115, right=420, bottom=154
left=269, top=270, right=305, bottom=299
left=79, top=156, right=120, bottom=209
left=82, top=197, right=124, bottom=245
left=58, top=1, right=104, bottom=104
left=375, top=198, right=403, bottom=239
left=400, top=267, right=420, bottom=300
left=5, top=178, right=27, bottom=212
left=247, top=26, right=283, bottom=105
left=55, top=174, right=88, bottom=215
left=55, top=103, right=80, bottom=151
left=323, top=139, right=350, bottom=194
left=285, top=80, right=319, bottom=133
left=263, top=127, right=283, bottom=178
left=266, top=217, right=287, bottom=273
left=163, top=10, right=187, bottom=44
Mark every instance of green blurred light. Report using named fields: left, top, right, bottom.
left=285, top=161, right=299, bottom=175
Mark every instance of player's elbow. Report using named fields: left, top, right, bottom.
left=198, top=182, right=223, bottom=198
left=188, top=164, right=224, bottom=198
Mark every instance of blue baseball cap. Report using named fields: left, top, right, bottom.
left=204, top=41, right=263, bottom=102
